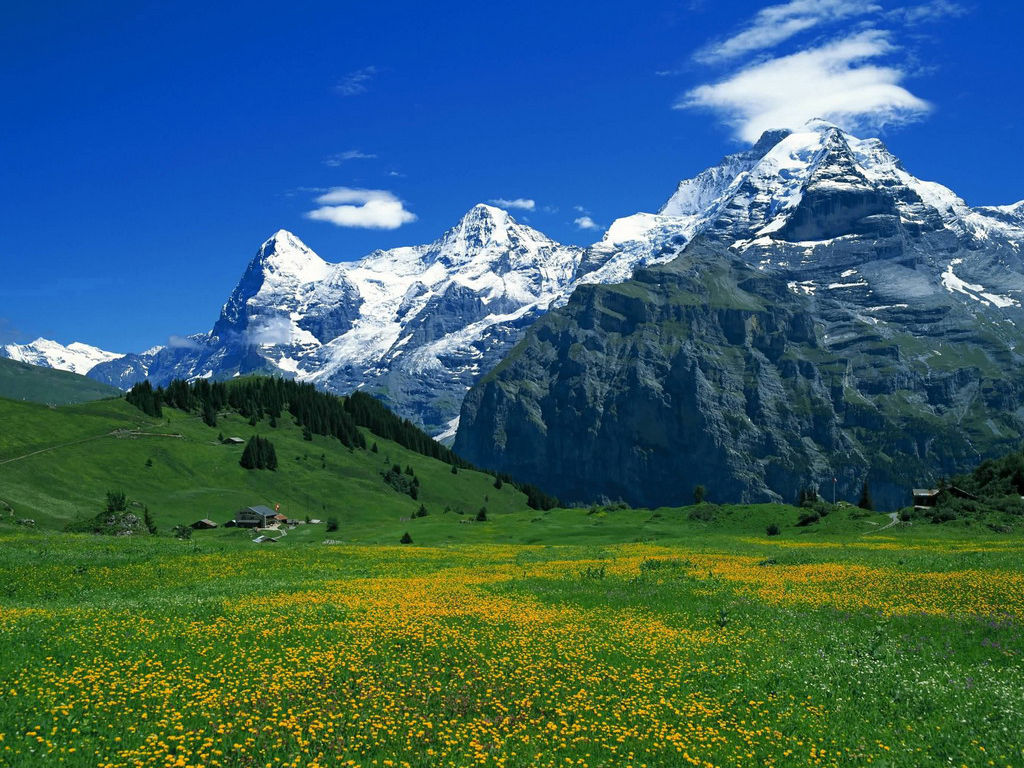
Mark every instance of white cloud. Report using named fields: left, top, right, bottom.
left=680, top=29, right=932, bottom=143
left=695, top=0, right=880, bottom=64
left=305, top=187, right=417, bottom=229
left=335, top=66, right=378, bottom=96
left=574, top=216, right=601, bottom=231
left=247, top=317, right=294, bottom=346
left=888, top=1, right=967, bottom=24
left=488, top=197, right=536, bottom=211
left=167, top=334, right=203, bottom=349
left=323, top=150, right=377, bottom=167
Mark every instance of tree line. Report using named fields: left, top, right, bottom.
left=125, top=376, right=561, bottom=510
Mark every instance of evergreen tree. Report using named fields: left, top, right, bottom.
left=105, top=490, right=127, bottom=513
left=240, top=436, right=277, bottom=470
left=476, top=507, right=488, bottom=522
left=400, top=531, right=413, bottom=544
left=126, top=381, right=162, bottom=417
left=858, top=479, right=874, bottom=511
left=494, top=477, right=503, bottom=490
left=693, top=485, right=706, bottom=505
left=202, top=400, right=217, bottom=427
left=240, top=438, right=258, bottom=470
left=416, top=504, right=428, bottom=518
left=263, top=438, right=278, bottom=471
left=143, top=506, right=157, bottom=535
left=451, top=465, right=458, bottom=474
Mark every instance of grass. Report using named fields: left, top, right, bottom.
left=0, top=357, right=122, bottom=406
left=0, top=526, right=1021, bottom=768
left=1, top=393, right=1023, bottom=766
left=0, top=396, right=532, bottom=542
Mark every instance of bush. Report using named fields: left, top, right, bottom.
left=326, top=517, right=339, bottom=533
left=688, top=505, right=717, bottom=522
left=766, top=523, right=781, bottom=536
left=796, top=511, right=820, bottom=527
left=382, top=466, right=418, bottom=499
left=400, top=531, right=413, bottom=544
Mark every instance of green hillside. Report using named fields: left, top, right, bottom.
left=0, top=380, right=923, bottom=545
left=0, top=391, right=543, bottom=543
left=0, top=356, right=121, bottom=405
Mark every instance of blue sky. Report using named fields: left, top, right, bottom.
left=2, top=0, right=1022, bottom=352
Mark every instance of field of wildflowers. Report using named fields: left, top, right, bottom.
left=0, top=531, right=1021, bottom=768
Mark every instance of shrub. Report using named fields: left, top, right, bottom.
left=105, top=490, right=127, bottom=513
left=400, top=531, right=413, bottom=544
left=326, top=517, right=339, bottom=532
left=796, top=511, right=820, bottom=527
left=688, top=505, right=717, bottom=522
left=766, top=523, right=781, bottom=536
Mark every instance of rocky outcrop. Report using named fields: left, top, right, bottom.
left=456, top=245, right=1024, bottom=511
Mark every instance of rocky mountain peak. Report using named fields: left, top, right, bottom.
left=251, top=229, right=330, bottom=282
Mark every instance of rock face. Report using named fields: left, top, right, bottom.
left=455, top=122, right=1024, bottom=509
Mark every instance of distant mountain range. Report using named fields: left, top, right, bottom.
left=3, top=202, right=684, bottom=436
left=6, top=119, right=1024, bottom=506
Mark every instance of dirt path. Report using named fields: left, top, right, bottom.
left=879, top=511, right=902, bottom=530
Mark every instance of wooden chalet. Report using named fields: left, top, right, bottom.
left=229, top=505, right=278, bottom=528
left=913, top=486, right=979, bottom=508
left=190, top=518, right=218, bottom=530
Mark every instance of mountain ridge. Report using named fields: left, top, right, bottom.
left=454, top=121, right=1024, bottom=508
left=10, top=122, right=1024, bottom=445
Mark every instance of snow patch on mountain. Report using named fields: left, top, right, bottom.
left=1, top=338, right=122, bottom=375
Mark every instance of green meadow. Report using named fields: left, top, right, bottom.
left=0, top=393, right=1022, bottom=768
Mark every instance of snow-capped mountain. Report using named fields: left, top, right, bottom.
left=89, top=205, right=588, bottom=433
left=1, top=338, right=122, bottom=376
left=588, top=119, right=1024, bottom=308
left=454, top=121, right=1024, bottom=509
left=33, top=120, right=1024, bottom=438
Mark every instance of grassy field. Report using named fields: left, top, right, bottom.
left=0, top=357, right=121, bottom=406
left=0, top=395, right=533, bottom=542
left=0, top=395, right=912, bottom=545
left=0, top=526, right=1021, bottom=768
left=2, top=393, right=1023, bottom=767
